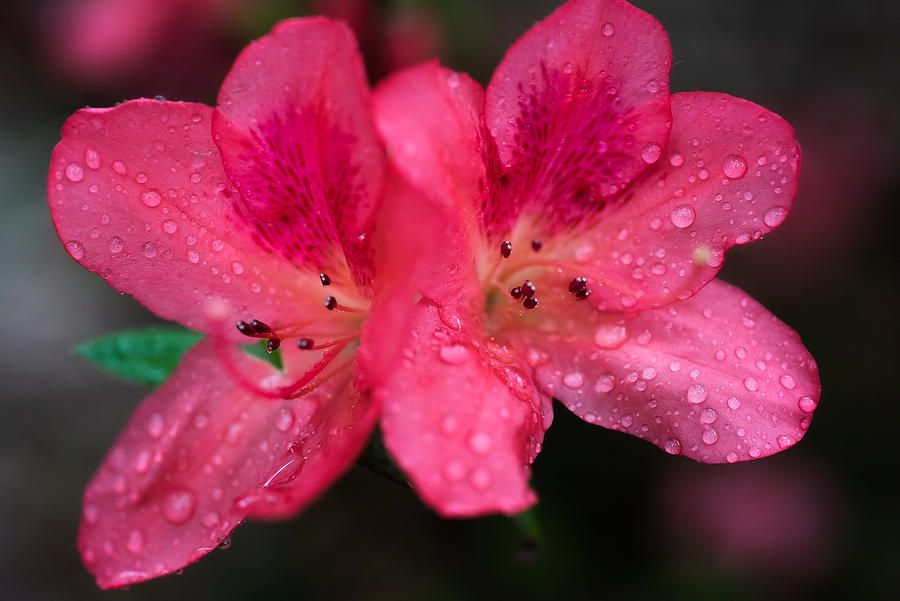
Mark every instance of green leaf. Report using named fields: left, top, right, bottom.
left=74, top=327, right=204, bottom=387
left=243, top=339, right=284, bottom=371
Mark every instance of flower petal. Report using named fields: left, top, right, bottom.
left=483, top=0, right=672, bottom=235
left=213, top=17, right=384, bottom=285
left=78, top=339, right=368, bottom=588
left=576, top=92, right=801, bottom=310
left=376, top=302, right=551, bottom=516
left=48, top=100, right=323, bottom=340
left=505, top=280, right=819, bottom=463
left=373, top=61, right=487, bottom=239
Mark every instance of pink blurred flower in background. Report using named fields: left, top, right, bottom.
left=656, top=460, right=844, bottom=587
left=373, top=0, right=820, bottom=514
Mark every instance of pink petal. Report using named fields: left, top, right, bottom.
left=483, top=0, right=672, bottom=235
left=48, top=100, right=324, bottom=340
left=506, top=279, right=819, bottom=463
left=578, top=92, right=801, bottom=310
left=373, top=61, right=487, bottom=238
left=376, top=303, right=551, bottom=516
left=79, top=339, right=368, bottom=588
left=212, top=18, right=384, bottom=284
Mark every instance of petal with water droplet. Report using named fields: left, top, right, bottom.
left=507, top=280, right=819, bottom=463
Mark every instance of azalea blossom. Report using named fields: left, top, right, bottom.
left=372, top=0, right=820, bottom=514
left=46, top=18, right=437, bottom=588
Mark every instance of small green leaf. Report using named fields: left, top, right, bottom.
left=243, top=339, right=284, bottom=371
left=74, top=327, right=204, bottom=387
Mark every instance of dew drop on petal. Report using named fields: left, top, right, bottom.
left=443, top=459, right=466, bottom=482
left=231, top=261, right=244, bottom=275
left=601, top=22, right=615, bottom=36
left=777, top=435, right=793, bottom=449
left=439, top=343, right=471, bottom=365
left=469, top=467, right=492, bottom=490
left=66, top=240, right=85, bottom=260
left=641, top=143, right=662, bottom=164
left=670, top=204, right=696, bottom=228
left=702, top=428, right=719, bottom=445
left=108, top=236, right=124, bottom=253
left=723, top=154, right=748, bottom=179
left=84, top=148, right=101, bottom=170
left=669, top=152, right=684, bottom=167
left=275, top=407, right=295, bottom=432
left=780, top=374, right=796, bottom=390
left=162, top=488, right=196, bottom=524
left=700, top=407, right=718, bottom=424
left=594, top=322, right=628, bottom=349
left=763, top=206, right=788, bottom=228
left=664, top=437, right=682, bottom=455
left=162, top=220, right=178, bottom=234
left=743, top=377, right=759, bottom=392
left=594, top=374, right=616, bottom=393
left=467, top=431, right=493, bottom=456
left=140, top=189, right=162, bottom=207
left=146, top=413, right=164, bottom=438
left=687, top=383, right=708, bottom=404
left=726, top=452, right=739, bottom=463
left=727, top=396, right=741, bottom=410
left=563, top=372, right=585, bottom=389
left=798, top=396, right=817, bottom=413
left=65, top=162, right=84, bottom=182
left=126, top=529, right=144, bottom=554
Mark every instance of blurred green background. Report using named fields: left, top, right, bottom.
left=1, top=0, right=898, bottom=599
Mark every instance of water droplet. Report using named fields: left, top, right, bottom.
left=135, top=172, right=148, bottom=184
left=84, top=148, right=101, bottom=170
left=798, top=396, right=817, bottom=413
left=162, top=220, right=178, bottom=234
left=146, top=413, right=164, bottom=438
left=669, top=152, right=684, bottom=167
left=743, top=377, right=759, bottom=392
left=112, top=160, right=127, bottom=175
left=702, top=428, right=719, bottom=445
left=726, top=451, right=739, bottom=463
left=190, top=172, right=202, bottom=184
left=142, top=242, right=157, bottom=258
left=594, top=322, right=628, bottom=349
left=727, top=397, right=741, bottom=410
left=83, top=504, right=99, bottom=525
left=563, top=372, right=585, bottom=389
left=66, top=240, right=85, bottom=260
left=439, top=343, right=471, bottom=365
left=65, top=162, right=84, bottom=182
left=671, top=204, right=696, bottom=228
left=700, top=408, right=718, bottom=424
left=162, top=489, right=196, bottom=524
left=777, top=435, right=793, bottom=449
left=779, top=374, right=796, bottom=390
left=126, top=529, right=144, bottom=553
left=687, top=383, right=708, bottom=404
left=646, top=79, right=659, bottom=93
left=641, top=143, right=662, bottom=164
left=596, top=140, right=608, bottom=154
left=140, top=189, right=162, bottom=207
left=194, top=412, right=210, bottom=429
left=467, top=431, right=493, bottom=456
left=601, top=22, right=615, bottom=36
left=231, top=261, right=244, bottom=275
left=469, top=467, right=492, bottom=490
left=723, top=154, right=748, bottom=179
left=187, top=250, right=200, bottom=264
left=664, top=437, right=682, bottom=455
left=211, top=239, right=225, bottom=252
left=275, top=407, right=295, bottom=432
left=748, top=446, right=761, bottom=458
left=763, top=206, right=788, bottom=228
left=108, top=236, right=124, bottom=253
left=594, top=374, right=616, bottom=393
left=443, top=459, right=465, bottom=481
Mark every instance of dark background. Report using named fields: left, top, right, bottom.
left=1, top=0, right=898, bottom=599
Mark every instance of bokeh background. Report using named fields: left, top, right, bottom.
left=1, top=0, right=898, bottom=599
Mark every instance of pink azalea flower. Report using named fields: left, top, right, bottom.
left=47, top=18, right=435, bottom=588
left=371, top=0, right=821, bottom=515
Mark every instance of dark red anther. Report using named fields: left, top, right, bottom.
left=297, top=338, right=314, bottom=350
left=568, top=277, right=587, bottom=293
left=266, top=338, right=281, bottom=353
left=522, top=280, right=536, bottom=298
left=523, top=297, right=539, bottom=310
left=510, top=286, right=523, bottom=299
left=574, top=288, right=592, bottom=300
left=249, top=319, right=271, bottom=334
left=500, top=240, right=512, bottom=258
left=319, top=273, right=331, bottom=287
left=236, top=321, right=255, bottom=336
left=324, top=296, right=337, bottom=311
left=531, top=239, right=542, bottom=252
